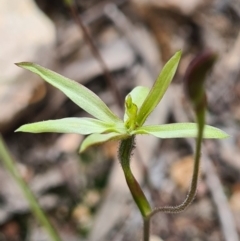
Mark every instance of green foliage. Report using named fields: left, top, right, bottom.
left=15, top=51, right=228, bottom=153
left=134, top=123, right=228, bottom=139
left=136, top=51, right=181, bottom=126
left=15, top=62, right=121, bottom=124
left=15, top=50, right=229, bottom=241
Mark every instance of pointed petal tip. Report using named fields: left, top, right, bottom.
left=136, top=50, right=182, bottom=126
left=221, top=132, right=230, bottom=139
left=177, top=49, right=182, bottom=56
left=15, top=62, right=33, bottom=68
left=14, top=126, right=28, bottom=133
left=15, top=125, right=25, bottom=132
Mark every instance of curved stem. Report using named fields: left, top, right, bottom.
left=0, top=135, right=62, bottom=241
left=148, top=109, right=205, bottom=218
left=119, top=136, right=152, bottom=217
left=118, top=136, right=152, bottom=241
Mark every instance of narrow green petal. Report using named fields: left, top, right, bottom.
left=136, top=51, right=182, bottom=126
left=133, top=123, right=229, bottom=139
left=15, top=62, right=121, bottom=123
left=80, top=133, right=127, bottom=153
left=15, top=117, right=124, bottom=135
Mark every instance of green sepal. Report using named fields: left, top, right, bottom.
left=15, top=62, right=121, bottom=123
left=133, top=123, right=229, bottom=139
left=15, top=117, right=125, bottom=135
left=124, top=86, right=150, bottom=122
left=80, top=133, right=128, bottom=153
left=136, top=51, right=182, bottom=127
left=124, top=95, right=137, bottom=130
left=125, top=95, right=138, bottom=121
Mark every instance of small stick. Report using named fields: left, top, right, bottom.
left=65, top=0, right=123, bottom=108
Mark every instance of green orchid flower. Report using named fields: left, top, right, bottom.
left=15, top=51, right=228, bottom=152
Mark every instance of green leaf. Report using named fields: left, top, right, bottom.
left=136, top=51, right=182, bottom=127
left=15, top=62, right=121, bottom=123
left=15, top=117, right=125, bottom=135
left=124, top=86, right=149, bottom=122
left=133, top=123, right=229, bottom=139
left=80, top=133, right=127, bottom=153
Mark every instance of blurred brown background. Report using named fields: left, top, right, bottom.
left=0, top=0, right=240, bottom=240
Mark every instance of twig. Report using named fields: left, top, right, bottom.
left=65, top=1, right=123, bottom=108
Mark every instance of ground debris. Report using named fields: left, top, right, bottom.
left=1, top=0, right=240, bottom=240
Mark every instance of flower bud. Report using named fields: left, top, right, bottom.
left=184, top=51, right=218, bottom=111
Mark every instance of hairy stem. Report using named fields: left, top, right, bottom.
left=149, top=109, right=205, bottom=218
left=0, top=135, right=62, bottom=241
left=119, top=136, right=152, bottom=241
left=119, top=136, right=152, bottom=217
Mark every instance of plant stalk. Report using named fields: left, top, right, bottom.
left=0, top=134, right=62, bottom=241
left=118, top=136, right=152, bottom=240
left=148, top=108, right=205, bottom=217
left=143, top=217, right=150, bottom=241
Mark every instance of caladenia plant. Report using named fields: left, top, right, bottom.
left=16, top=50, right=228, bottom=241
